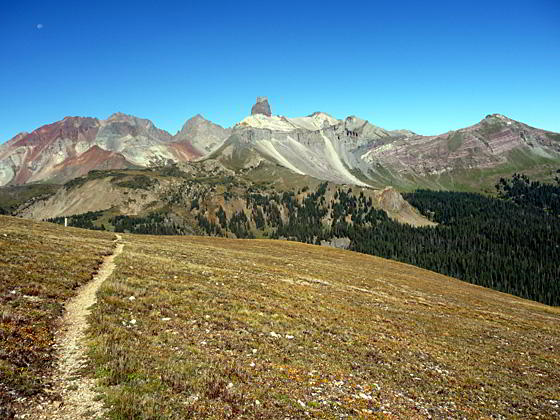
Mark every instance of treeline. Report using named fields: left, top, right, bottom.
left=273, top=183, right=329, bottom=243
left=202, top=179, right=559, bottom=305
left=113, top=175, right=159, bottom=190
left=391, top=190, right=559, bottom=306
left=47, top=210, right=191, bottom=235
left=197, top=208, right=255, bottom=238
left=496, top=171, right=560, bottom=216
left=46, top=211, right=106, bottom=230
left=110, top=213, right=188, bottom=235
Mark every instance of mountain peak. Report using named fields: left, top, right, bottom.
left=251, top=96, right=272, bottom=117
left=107, top=112, right=130, bottom=120
left=174, top=114, right=230, bottom=155
left=178, top=114, right=213, bottom=134
left=106, top=112, right=147, bottom=127
left=107, top=112, right=151, bottom=124
left=186, top=113, right=208, bottom=124
left=483, top=113, right=514, bottom=123
left=106, top=112, right=157, bottom=126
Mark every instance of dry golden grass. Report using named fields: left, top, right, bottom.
left=88, top=232, right=560, bottom=419
left=0, top=215, right=115, bottom=418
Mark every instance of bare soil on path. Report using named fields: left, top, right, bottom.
left=20, top=234, right=123, bottom=419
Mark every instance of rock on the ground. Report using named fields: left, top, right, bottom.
left=320, top=237, right=351, bottom=249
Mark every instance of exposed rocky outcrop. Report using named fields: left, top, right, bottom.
left=0, top=117, right=102, bottom=185
left=374, top=187, right=436, bottom=227
left=251, top=97, right=272, bottom=117
left=48, top=146, right=134, bottom=184
left=0, top=113, right=218, bottom=186
left=212, top=111, right=560, bottom=191
left=106, top=112, right=172, bottom=142
left=212, top=112, right=400, bottom=187
left=360, top=114, right=560, bottom=182
left=320, top=237, right=351, bottom=249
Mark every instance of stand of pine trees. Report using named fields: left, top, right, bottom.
left=495, top=171, right=560, bottom=216
left=46, top=211, right=105, bottom=231
left=243, top=180, right=560, bottom=306
left=376, top=189, right=559, bottom=306
left=110, top=213, right=188, bottom=235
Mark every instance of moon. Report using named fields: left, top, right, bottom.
left=36, top=24, right=43, bottom=29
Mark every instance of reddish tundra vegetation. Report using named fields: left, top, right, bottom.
left=1, top=215, right=559, bottom=419
left=0, top=216, right=115, bottom=418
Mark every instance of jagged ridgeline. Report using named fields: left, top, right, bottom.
left=41, top=167, right=560, bottom=306
left=2, top=98, right=560, bottom=191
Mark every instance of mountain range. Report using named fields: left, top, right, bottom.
left=1, top=98, right=559, bottom=191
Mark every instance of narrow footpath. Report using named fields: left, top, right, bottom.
left=22, top=234, right=123, bottom=419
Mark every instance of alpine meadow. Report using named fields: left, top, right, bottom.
left=1, top=1, right=560, bottom=419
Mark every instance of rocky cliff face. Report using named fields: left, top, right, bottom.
left=0, top=113, right=225, bottom=186
left=211, top=110, right=406, bottom=186
left=251, top=97, right=272, bottom=117
left=93, top=113, right=179, bottom=167
left=360, top=114, right=560, bottom=186
left=211, top=109, right=560, bottom=191
left=0, top=117, right=102, bottom=185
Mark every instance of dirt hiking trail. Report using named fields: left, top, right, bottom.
left=22, top=234, right=123, bottom=419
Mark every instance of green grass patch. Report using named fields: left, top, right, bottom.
left=447, top=131, right=463, bottom=152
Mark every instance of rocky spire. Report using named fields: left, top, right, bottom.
left=251, top=96, right=272, bottom=117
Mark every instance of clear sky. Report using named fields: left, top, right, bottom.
left=1, top=0, right=559, bottom=142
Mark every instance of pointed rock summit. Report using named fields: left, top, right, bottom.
left=251, top=96, right=272, bottom=117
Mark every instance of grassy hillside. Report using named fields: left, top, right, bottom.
left=89, top=231, right=560, bottom=418
left=0, top=216, right=115, bottom=418
left=420, top=150, right=560, bottom=194
left=20, top=164, right=430, bottom=235
left=2, top=217, right=559, bottom=418
left=367, top=155, right=560, bottom=194
left=0, top=184, right=60, bottom=214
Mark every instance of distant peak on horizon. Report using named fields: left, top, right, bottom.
left=177, top=113, right=222, bottom=134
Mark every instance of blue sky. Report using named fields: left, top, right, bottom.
left=1, top=0, right=559, bottom=141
